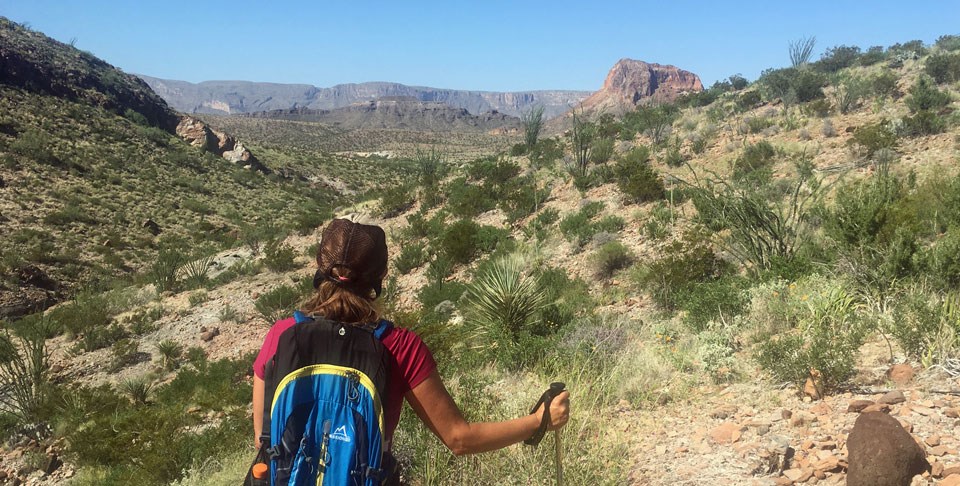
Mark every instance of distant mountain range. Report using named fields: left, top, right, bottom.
left=243, top=98, right=520, bottom=132
left=137, top=75, right=590, bottom=119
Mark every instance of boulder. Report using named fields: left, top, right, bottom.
left=846, top=411, right=929, bottom=486
left=885, top=364, right=915, bottom=385
left=878, top=390, right=906, bottom=405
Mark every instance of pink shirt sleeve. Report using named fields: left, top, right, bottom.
left=253, top=318, right=296, bottom=379
left=382, top=327, right=437, bottom=393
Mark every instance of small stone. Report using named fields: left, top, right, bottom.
left=773, top=477, right=794, bottom=486
left=898, top=419, right=913, bottom=433
left=813, top=454, right=841, bottom=472
left=927, top=435, right=942, bottom=447
left=911, top=405, right=933, bottom=416
left=847, top=400, right=875, bottom=413
left=947, top=408, right=960, bottom=419
left=200, top=327, right=220, bottom=342
left=932, top=462, right=945, bottom=478
left=757, top=425, right=770, bottom=436
left=861, top=403, right=891, bottom=414
left=710, top=404, right=738, bottom=419
left=931, top=445, right=949, bottom=456
left=944, top=466, right=960, bottom=477
left=942, top=474, right=960, bottom=486
left=0, top=470, right=6, bottom=480
left=813, top=470, right=826, bottom=480
left=676, top=446, right=688, bottom=453
left=886, top=364, right=915, bottom=385
left=784, top=468, right=804, bottom=481
left=878, top=390, right=905, bottom=405
left=782, top=409, right=793, bottom=420
left=50, top=364, right=63, bottom=374
left=709, top=422, right=744, bottom=444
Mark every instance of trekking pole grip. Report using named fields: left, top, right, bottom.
left=523, top=382, right=566, bottom=446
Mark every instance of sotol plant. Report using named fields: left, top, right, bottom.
left=464, top=254, right=546, bottom=346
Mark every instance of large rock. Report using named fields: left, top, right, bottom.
left=175, top=116, right=269, bottom=173
left=846, top=411, right=929, bottom=486
left=578, top=59, right=703, bottom=114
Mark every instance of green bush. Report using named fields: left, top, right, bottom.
left=815, top=45, right=861, bottom=73
left=591, top=241, right=634, bottom=279
left=446, top=177, right=496, bottom=218
left=263, top=239, right=297, bottom=272
left=440, top=219, right=481, bottom=264
left=377, top=184, right=415, bottom=218
left=906, top=76, right=951, bottom=113
left=850, top=120, right=897, bottom=157
left=902, top=110, right=946, bottom=136
left=870, top=69, right=899, bottom=99
left=151, top=247, right=184, bottom=293
left=759, top=67, right=827, bottom=104
left=559, top=202, right=623, bottom=248
left=254, top=284, right=301, bottom=323
left=499, top=179, right=550, bottom=222
left=936, top=35, right=960, bottom=52
left=925, top=52, right=960, bottom=84
left=752, top=278, right=864, bottom=395
left=393, top=242, right=427, bottom=274
left=0, top=324, right=50, bottom=424
left=636, top=234, right=732, bottom=310
left=859, top=46, right=887, bottom=66
left=615, top=146, right=665, bottom=204
left=891, top=289, right=959, bottom=366
left=678, top=277, right=747, bottom=333
left=732, top=141, right=776, bottom=181
left=589, top=137, right=615, bottom=164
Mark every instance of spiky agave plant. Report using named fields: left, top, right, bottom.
left=155, top=339, right=183, bottom=371
left=464, top=253, right=546, bottom=348
left=119, top=376, right=153, bottom=406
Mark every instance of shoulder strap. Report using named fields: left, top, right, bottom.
left=293, top=311, right=393, bottom=341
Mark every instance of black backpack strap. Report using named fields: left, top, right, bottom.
left=523, top=382, right=566, bottom=447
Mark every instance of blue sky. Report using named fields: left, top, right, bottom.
left=2, top=1, right=958, bottom=92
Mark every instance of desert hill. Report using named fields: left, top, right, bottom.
left=137, top=74, right=590, bottom=119
left=580, top=59, right=704, bottom=114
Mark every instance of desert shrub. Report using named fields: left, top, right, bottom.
left=620, top=104, right=679, bottom=143
left=499, top=178, right=550, bottom=222
left=832, top=74, right=868, bottom=114
left=377, top=184, right=415, bottom=218
left=119, top=376, right=153, bottom=406
left=439, top=219, right=481, bottom=264
left=559, top=201, right=608, bottom=248
left=10, top=129, right=59, bottom=166
left=464, top=254, right=547, bottom=368
left=662, top=140, right=684, bottom=168
left=906, top=76, right=951, bottom=113
left=528, top=137, right=563, bottom=168
left=678, top=277, right=748, bottom=333
left=859, top=46, right=887, bottom=66
left=821, top=119, right=836, bottom=137
left=466, top=157, right=520, bottom=185
left=759, top=67, right=827, bottom=104
left=850, top=120, right=897, bottom=157
left=815, top=45, right=861, bottom=73
left=891, top=289, right=960, bottom=366
left=902, top=110, right=946, bottom=136
left=803, top=98, right=832, bottom=117
left=921, top=227, right=960, bottom=289
left=744, top=116, right=774, bottom=134
left=732, top=141, right=776, bottom=181
left=187, top=291, right=208, bottom=307
left=752, top=276, right=865, bottom=395
left=393, top=242, right=427, bottom=274
left=108, top=338, right=141, bottom=372
left=180, top=255, right=213, bottom=290
left=589, top=137, right=615, bottom=164
left=156, top=340, right=183, bottom=371
left=615, top=146, right=665, bottom=204
left=81, top=322, right=128, bottom=352
left=151, top=247, right=184, bottom=293
left=403, top=210, right=445, bottom=241
left=936, top=35, right=960, bottom=52
left=591, top=241, right=634, bottom=279
left=255, top=284, right=301, bottom=323
left=262, top=239, right=297, bottom=272
left=925, top=52, right=960, bottom=84
left=870, top=69, right=899, bottom=99
left=0, top=324, right=50, bottom=424
left=688, top=158, right=822, bottom=274
left=446, top=177, right=496, bottom=218
left=636, top=233, right=732, bottom=310
left=416, top=280, right=467, bottom=317
left=736, top=90, right=762, bottom=111
left=822, top=170, right=903, bottom=248
left=46, top=291, right=110, bottom=338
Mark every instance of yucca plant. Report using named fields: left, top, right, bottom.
left=0, top=321, right=51, bottom=423
left=156, top=339, right=183, bottom=371
left=119, top=376, right=153, bottom=406
left=180, top=255, right=214, bottom=289
left=464, top=253, right=546, bottom=346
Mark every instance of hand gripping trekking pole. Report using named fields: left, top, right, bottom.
left=524, top=382, right=566, bottom=486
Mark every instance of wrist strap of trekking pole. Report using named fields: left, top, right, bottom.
left=524, top=382, right=565, bottom=446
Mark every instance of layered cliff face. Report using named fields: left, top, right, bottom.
left=579, top=59, right=703, bottom=114
left=244, top=99, right=519, bottom=132
left=137, top=75, right=590, bottom=119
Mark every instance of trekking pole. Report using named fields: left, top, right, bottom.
left=524, top=382, right=566, bottom=486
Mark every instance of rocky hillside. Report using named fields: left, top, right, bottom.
left=137, top=75, right=589, bottom=119
left=579, top=58, right=704, bottom=114
left=243, top=98, right=520, bottom=132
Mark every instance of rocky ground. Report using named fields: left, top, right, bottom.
left=624, top=358, right=960, bottom=485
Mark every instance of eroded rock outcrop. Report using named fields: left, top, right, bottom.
left=846, top=411, right=929, bottom=486
left=176, top=116, right=269, bottom=173
left=579, top=59, right=703, bottom=114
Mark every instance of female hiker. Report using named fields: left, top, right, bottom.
left=251, top=218, right=570, bottom=482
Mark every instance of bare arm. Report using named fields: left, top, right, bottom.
left=404, top=370, right=570, bottom=456
left=253, top=375, right=264, bottom=447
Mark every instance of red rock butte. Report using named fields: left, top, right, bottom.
left=580, top=59, right=703, bottom=114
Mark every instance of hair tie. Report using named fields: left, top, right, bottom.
left=337, top=276, right=350, bottom=282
